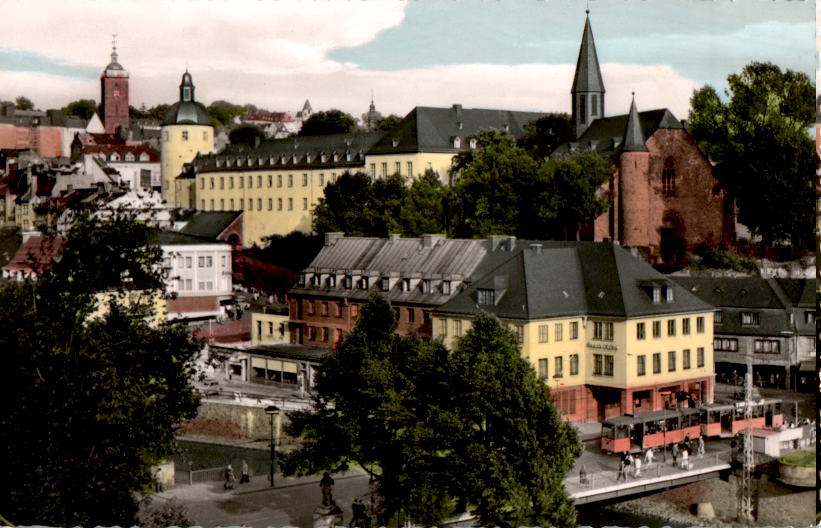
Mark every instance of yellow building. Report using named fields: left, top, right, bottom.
left=190, top=132, right=381, bottom=245
left=251, top=310, right=290, bottom=345
left=432, top=241, right=715, bottom=423
left=161, top=71, right=215, bottom=208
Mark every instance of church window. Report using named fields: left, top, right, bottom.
left=182, top=130, right=189, bottom=141
left=579, top=94, right=587, bottom=123
left=591, top=94, right=599, bottom=117
left=662, top=157, right=676, bottom=196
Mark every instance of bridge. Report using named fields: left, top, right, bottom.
left=566, top=448, right=732, bottom=505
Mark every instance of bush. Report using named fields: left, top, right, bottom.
left=690, top=247, right=758, bottom=274
left=779, top=450, right=814, bottom=468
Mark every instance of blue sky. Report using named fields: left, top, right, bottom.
left=0, top=0, right=813, bottom=120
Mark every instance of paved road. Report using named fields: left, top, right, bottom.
left=154, top=472, right=371, bottom=527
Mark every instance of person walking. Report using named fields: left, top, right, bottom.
left=697, top=436, right=705, bottom=458
left=616, top=458, right=627, bottom=481
left=644, top=447, right=654, bottom=466
left=223, top=464, right=236, bottom=489
left=671, top=443, right=679, bottom=467
left=680, top=447, right=689, bottom=469
left=632, top=455, right=642, bottom=478
left=240, top=459, right=250, bottom=484
left=579, top=464, right=589, bottom=487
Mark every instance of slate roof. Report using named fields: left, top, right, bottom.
left=572, top=14, right=605, bottom=94
left=178, top=211, right=242, bottom=240
left=551, top=108, right=682, bottom=157
left=156, top=230, right=224, bottom=246
left=621, top=97, right=648, bottom=152
left=436, top=241, right=712, bottom=320
left=162, top=100, right=212, bottom=127
left=774, top=278, right=815, bottom=307
left=1, top=234, right=65, bottom=276
left=194, top=132, right=382, bottom=173
left=368, top=105, right=546, bottom=155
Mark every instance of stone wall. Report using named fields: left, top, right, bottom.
left=191, top=399, right=297, bottom=444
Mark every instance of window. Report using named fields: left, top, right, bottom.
left=652, top=320, right=661, bottom=338
left=741, top=312, right=760, bottom=326
left=594, top=354, right=614, bottom=376
left=277, top=174, right=282, bottom=187
left=438, top=318, right=448, bottom=338
left=258, top=198, right=262, bottom=210
left=198, top=281, right=205, bottom=291
left=302, top=174, right=308, bottom=186
left=569, top=354, right=579, bottom=375
left=407, top=161, right=413, bottom=177
left=714, top=337, right=738, bottom=352
left=351, top=304, right=360, bottom=319
left=579, top=94, right=587, bottom=123
left=230, top=199, right=234, bottom=209
left=538, top=324, right=549, bottom=343
left=277, top=198, right=282, bottom=210
left=697, top=347, right=705, bottom=368
left=210, top=177, right=214, bottom=189
left=288, top=174, right=293, bottom=187
left=593, top=321, right=613, bottom=341
left=335, top=302, right=342, bottom=317
left=662, top=157, right=676, bottom=196
left=454, top=319, right=462, bottom=337
left=421, top=279, right=431, bottom=293
left=380, top=278, right=390, bottom=291
left=668, top=350, right=676, bottom=372
left=697, top=316, right=706, bottom=332
left=303, top=198, right=308, bottom=210
left=320, top=302, right=328, bottom=316
left=288, top=198, right=293, bottom=210
left=395, top=162, right=401, bottom=175
left=198, top=256, right=205, bottom=268
left=182, top=130, right=189, bottom=141
left=381, top=162, right=388, bottom=177
left=343, top=275, right=352, bottom=289
left=637, top=322, right=646, bottom=340
left=555, top=323, right=563, bottom=342
left=321, top=327, right=329, bottom=342
left=221, top=255, right=227, bottom=268
left=185, top=278, right=192, bottom=290
left=185, top=257, right=192, bottom=268
left=268, top=174, right=272, bottom=187
left=401, top=278, right=411, bottom=292
left=605, top=355, right=614, bottom=376
left=267, top=198, right=272, bottom=211
left=220, top=198, right=224, bottom=210
left=665, top=285, right=674, bottom=302
left=442, top=281, right=451, bottom=295
left=637, top=355, right=646, bottom=376
left=370, top=163, right=376, bottom=177
left=754, top=339, right=780, bottom=354
left=359, top=277, right=369, bottom=290
left=550, top=356, right=561, bottom=379
left=682, top=318, right=691, bottom=335
left=248, top=199, right=253, bottom=211
left=538, top=359, right=548, bottom=380
left=570, top=321, right=578, bottom=340
left=477, top=289, right=495, bottom=305
left=200, top=178, right=204, bottom=189
left=408, top=308, right=416, bottom=324
left=652, top=287, right=661, bottom=303
left=318, top=174, right=324, bottom=186
left=667, top=319, right=676, bottom=337
left=591, top=94, right=599, bottom=117
left=805, top=311, right=814, bottom=324
left=683, top=348, right=691, bottom=369
left=514, top=325, right=524, bottom=344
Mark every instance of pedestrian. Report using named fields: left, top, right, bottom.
left=671, top=443, right=679, bottom=466
left=350, top=498, right=367, bottom=528
left=240, top=459, right=250, bottom=484
left=616, top=459, right=626, bottom=481
left=320, top=472, right=335, bottom=506
left=697, top=436, right=705, bottom=458
left=680, top=448, right=689, bottom=469
left=224, top=464, right=236, bottom=489
left=644, top=447, right=654, bottom=466
left=579, top=464, right=589, bottom=487
left=632, top=455, right=642, bottom=478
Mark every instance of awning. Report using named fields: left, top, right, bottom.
left=798, top=360, right=815, bottom=373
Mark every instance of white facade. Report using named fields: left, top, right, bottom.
left=162, top=242, right=233, bottom=299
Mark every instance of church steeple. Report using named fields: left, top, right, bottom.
left=621, top=93, right=647, bottom=152
left=571, top=10, right=605, bottom=139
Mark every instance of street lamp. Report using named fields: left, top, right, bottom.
left=265, top=405, right=280, bottom=486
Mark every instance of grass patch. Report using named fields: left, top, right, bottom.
left=779, top=450, right=814, bottom=467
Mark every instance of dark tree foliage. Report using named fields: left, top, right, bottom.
left=228, top=124, right=266, bottom=147
left=256, top=231, right=326, bottom=273
left=207, top=100, right=246, bottom=127
left=63, top=99, right=98, bottom=120
left=283, top=298, right=579, bottom=528
left=375, top=114, right=402, bottom=132
left=370, top=174, right=405, bottom=236
left=689, top=62, right=814, bottom=247
left=518, top=113, right=575, bottom=159
left=399, top=170, right=449, bottom=236
left=313, top=172, right=377, bottom=235
left=0, top=214, right=201, bottom=526
left=15, top=95, right=35, bottom=110
left=299, top=109, right=357, bottom=137
left=449, top=130, right=538, bottom=238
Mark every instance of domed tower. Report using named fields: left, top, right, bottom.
left=618, top=94, right=650, bottom=248
left=160, top=71, right=214, bottom=207
left=571, top=10, right=605, bottom=139
left=100, top=37, right=129, bottom=134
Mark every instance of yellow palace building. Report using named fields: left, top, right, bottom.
left=431, top=241, right=715, bottom=423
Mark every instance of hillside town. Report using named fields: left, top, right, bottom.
left=0, top=5, right=815, bottom=528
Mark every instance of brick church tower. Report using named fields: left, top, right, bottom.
left=100, top=38, right=129, bottom=134
left=618, top=94, right=651, bottom=247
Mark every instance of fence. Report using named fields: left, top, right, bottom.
left=175, top=465, right=242, bottom=485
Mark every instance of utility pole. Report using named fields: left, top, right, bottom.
left=737, top=365, right=755, bottom=523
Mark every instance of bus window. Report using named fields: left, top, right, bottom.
left=615, top=425, right=629, bottom=439
left=710, top=410, right=721, bottom=424
left=602, top=424, right=615, bottom=439
left=665, top=417, right=678, bottom=432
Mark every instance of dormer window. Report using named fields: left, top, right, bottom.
left=391, top=138, right=399, bottom=148
left=469, top=138, right=477, bottom=149
left=453, top=137, right=461, bottom=148
left=652, top=286, right=661, bottom=303
left=327, top=275, right=337, bottom=288
left=216, top=159, right=223, bottom=167
left=343, top=275, right=353, bottom=289
left=298, top=274, right=307, bottom=287
left=401, top=278, right=411, bottom=292
left=345, top=151, right=351, bottom=161
left=664, top=285, right=674, bottom=302
left=477, top=288, right=495, bottom=305
left=311, top=274, right=321, bottom=287
left=333, top=152, right=340, bottom=162
left=139, top=152, right=149, bottom=162
left=379, top=278, right=390, bottom=291
left=125, top=152, right=135, bottom=162
left=110, top=152, right=120, bottom=161
left=359, top=277, right=369, bottom=290
left=321, top=153, right=327, bottom=163
left=421, top=279, right=431, bottom=294
left=442, top=281, right=451, bottom=295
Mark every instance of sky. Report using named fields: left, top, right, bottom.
left=0, top=0, right=814, bottom=123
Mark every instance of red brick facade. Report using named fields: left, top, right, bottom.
left=0, top=124, right=64, bottom=157
left=101, top=74, right=129, bottom=134
left=595, top=128, right=734, bottom=262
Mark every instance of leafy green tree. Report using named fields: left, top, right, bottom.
left=207, top=100, right=245, bottom=127
left=146, top=104, right=171, bottom=122
left=257, top=231, right=325, bottom=273
left=370, top=174, right=405, bottom=236
left=63, top=99, right=98, bottom=120
left=400, top=170, right=449, bottom=236
left=689, top=62, right=814, bottom=247
left=518, top=113, right=574, bottom=159
left=15, top=95, right=34, bottom=110
left=299, top=109, right=357, bottom=136
left=284, top=299, right=579, bottom=528
left=0, top=214, right=201, bottom=526
left=376, top=114, right=402, bottom=132
left=228, top=124, right=266, bottom=147
left=313, top=172, right=377, bottom=235
left=450, top=130, right=538, bottom=238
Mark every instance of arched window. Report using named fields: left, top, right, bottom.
left=662, top=157, right=676, bottom=196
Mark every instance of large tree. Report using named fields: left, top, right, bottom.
left=688, top=62, right=814, bottom=247
left=518, top=113, right=575, bottom=160
left=15, top=96, right=34, bottom=111
left=299, top=109, right=357, bottom=137
left=399, top=170, right=449, bottom=236
left=63, top=99, right=98, bottom=120
left=283, top=297, right=579, bottom=528
left=228, top=124, right=266, bottom=147
left=313, top=172, right=378, bottom=235
left=0, top=214, right=201, bottom=526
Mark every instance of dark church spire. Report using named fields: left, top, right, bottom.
left=571, top=11, right=605, bottom=138
left=621, top=93, right=647, bottom=152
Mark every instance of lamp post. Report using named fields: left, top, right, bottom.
left=265, top=405, right=280, bottom=486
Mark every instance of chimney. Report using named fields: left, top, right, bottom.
left=422, top=234, right=443, bottom=248
left=452, top=104, right=462, bottom=120
left=530, top=243, right=543, bottom=254
left=324, top=232, right=343, bottom=246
